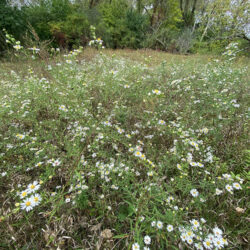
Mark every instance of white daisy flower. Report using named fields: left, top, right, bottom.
left=186, top=230, right=194, bottom=238
left=52, top=159, right=61, bottom=167
left=103, top=121, right=112, bottom=126
left=180, top=233, right=187, bottom=242
left=14, top=44, right=22, bottom=50
left=134, top=151, right=142, bottom=157
left=191, top=219, right=200, bottom=228
left=233, top=182, right=241, bottom=190
left=167, top=225, right=173, bottom=232
left=156, top=221, right=163, bottom=229
left=190, top=189, right=199, bottom=197
left=215, top=188, right=223, bottom=195
left=147, top=171, right=153, bottom=177
left=203, top=238, right=213, bottom=249
left=152, top=89, right=161, bottom=95
left=139, top=216, right=145, bottom=222
left=207, top=234, right=214, bottom=242
left=158, top=120, right=165, bottom=125
left=129, top=147, right=134, bottom=152
left=225, top=184, right=233, bottom=193
left=132, top=242, right=140, bottom=250
left=144, top=235, right=151, bottom=245
left=21, top=197, right=34, bottom=212
left=187, top=237, right=193, bottom=245
left=27, top=181, right=40, bottom=193
left=201, top=218, right=206, bottom=223
left=19, top=189, right=29, bottom=199
left=213, top=237, right=224, bottom=248
left=59, top=105, right=68, bottom=111
left=213, top=227, right=223, bottom=237
left=190, top=162, right=197, bottom=167
left=177, top=164, right=182, bottom=170
left=1, top=172, right=7, bottom=177
left=16, top=133, right=25, bottom=140
left=30, top=194, right=42, bottom=206
left=194, top=243, right=204, bottom=250
left=197, top=162, right=204, bottom=168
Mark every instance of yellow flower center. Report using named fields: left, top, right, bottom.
left=26, top=201, right=31, bottom=206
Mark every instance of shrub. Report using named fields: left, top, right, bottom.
left=50, top=13, right=90, bottom=49
left=98, top=0, right=128, bottom=49
left=176, top=28, right=194, bottom=54
left=24, top=0, right=73, bottom=41
left=120, top=9, right=149, bottom=49
left=0, top=1, right=27, bottom=54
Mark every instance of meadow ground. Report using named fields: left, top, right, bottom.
left=0, top=48, right=249, bottom=249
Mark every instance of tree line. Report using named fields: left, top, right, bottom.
left=0, top=0, right=249, bottom=54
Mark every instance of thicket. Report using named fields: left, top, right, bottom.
left=0, top=0, right=249, bottom=55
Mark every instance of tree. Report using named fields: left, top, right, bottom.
left=179, top=0, right=197, bottom=27
left=198, top=0, right=250, bottom=42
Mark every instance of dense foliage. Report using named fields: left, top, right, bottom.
left=0, top=0, right=249, bottom=54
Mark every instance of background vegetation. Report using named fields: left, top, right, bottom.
left=0, top=0, right=249, bottom=55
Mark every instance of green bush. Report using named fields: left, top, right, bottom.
left=24, top=0, right=73, bottom=41
left=120, top=9, right=149, bottom=49
left=0, top=1, right=26, bottom=53
left=192, top=39, right=229, bottom=54
left=50, top=13, right=90, bottom=48
left=98, top=0, right=128, bottom=48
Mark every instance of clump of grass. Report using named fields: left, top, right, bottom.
left=0, top=47, right=249, bottom=249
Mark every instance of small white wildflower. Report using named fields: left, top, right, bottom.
left=30, top=194, right=42, bottom=206
left=203, top=238, right=213, bottom=249
left=190, top=189, right=199, bottom=197
left=21, top=197, right=34, bottom=212
left=19, top=190, right=29, bottom=199
left=158, top=120, right=165, bottom=125
left=1, top=172, right=7, bottom=177
left=167, top=225, right=173, bottom=232
left=213, top=227, right=223, bottom=237
left=152, top=89, right=161, bottom=95
left=139, top=216, right=145, bottom=222
left=233, top=182, right=241, bottom=190
left=27, top=181, right=40, bottom=193
left=144, top=235, right=151, bottom=245
left=225, top=184, right=233, bottom=193
left=215, top=188, right=223, bottom=195
left=156, top=221, right=163, bottom=229
left=132, top=242, right=140, bottom=250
